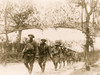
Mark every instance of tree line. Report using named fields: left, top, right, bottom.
left=0, top=0, right=100, bottom=70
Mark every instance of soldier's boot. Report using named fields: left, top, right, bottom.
left=40, top=62, right=44, bottom=72
left=41, top=64, right=43, bottom=72
left=63, top=60, right=65, bottom=67
left=42, top=63, right=46, bottom=72
left=29, top=62, right=34, bottom=74
left=39, top=60, right=42, bottom=70
left=55, top=63, right=58, bottom=71
left=29, top=65, right=33, bottom=74
left=39, top=63, right=42, bottom=69
left=24, top=63, right=30, bottom=71
left=59, top=60, right=62, bottom=69
left=59, top=63, right=61, bottom=69
left=27, top=67, right=31, bottom=74
left=28, top=69, right=31, bottom=74
left=41, top=67, right=44, bottom=72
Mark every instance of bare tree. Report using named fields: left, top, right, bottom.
left=0, top=1, right=9, bottom=43
left=7, top=2, right=38, bottom=43
left=73, top=0, right=98, bottom=70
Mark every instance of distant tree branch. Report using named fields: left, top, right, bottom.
left=82, top=0, right=88, bottom=14
left=89, top=0, right=98, bottom=16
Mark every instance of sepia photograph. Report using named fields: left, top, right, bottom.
left=0, top=0, right=100, bottom=75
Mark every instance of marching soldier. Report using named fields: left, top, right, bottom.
left=50, top=40, right=65, bottom=70
left=23, top=34, right=39, bottom=74
left=38, top=39, right=49, bottom=72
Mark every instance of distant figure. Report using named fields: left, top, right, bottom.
left=65, top=48, right=81, bottom=64
left=22, top=34, right=39, bottom=74
left=49, top=40, right=65, bottom=70
left=38, top=39, right=49, bottom=72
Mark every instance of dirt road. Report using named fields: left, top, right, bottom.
left=0, top=61, right=84, bottom=75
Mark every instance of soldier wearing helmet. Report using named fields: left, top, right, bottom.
left=22, top=34, right=39, bottom=74
left=38, top=39, right=49, bottom=72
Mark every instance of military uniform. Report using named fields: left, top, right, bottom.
left=50, top=41, right=65, bottom=70
left=23, top=40, right=38, bottom=60
left=23, top=34, right=39, bottom=74
left=53, top=41, right=63, bottom=58
left=39, top=39, right=48, bottom=56
left=38, top=39, right=49, bottom=72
